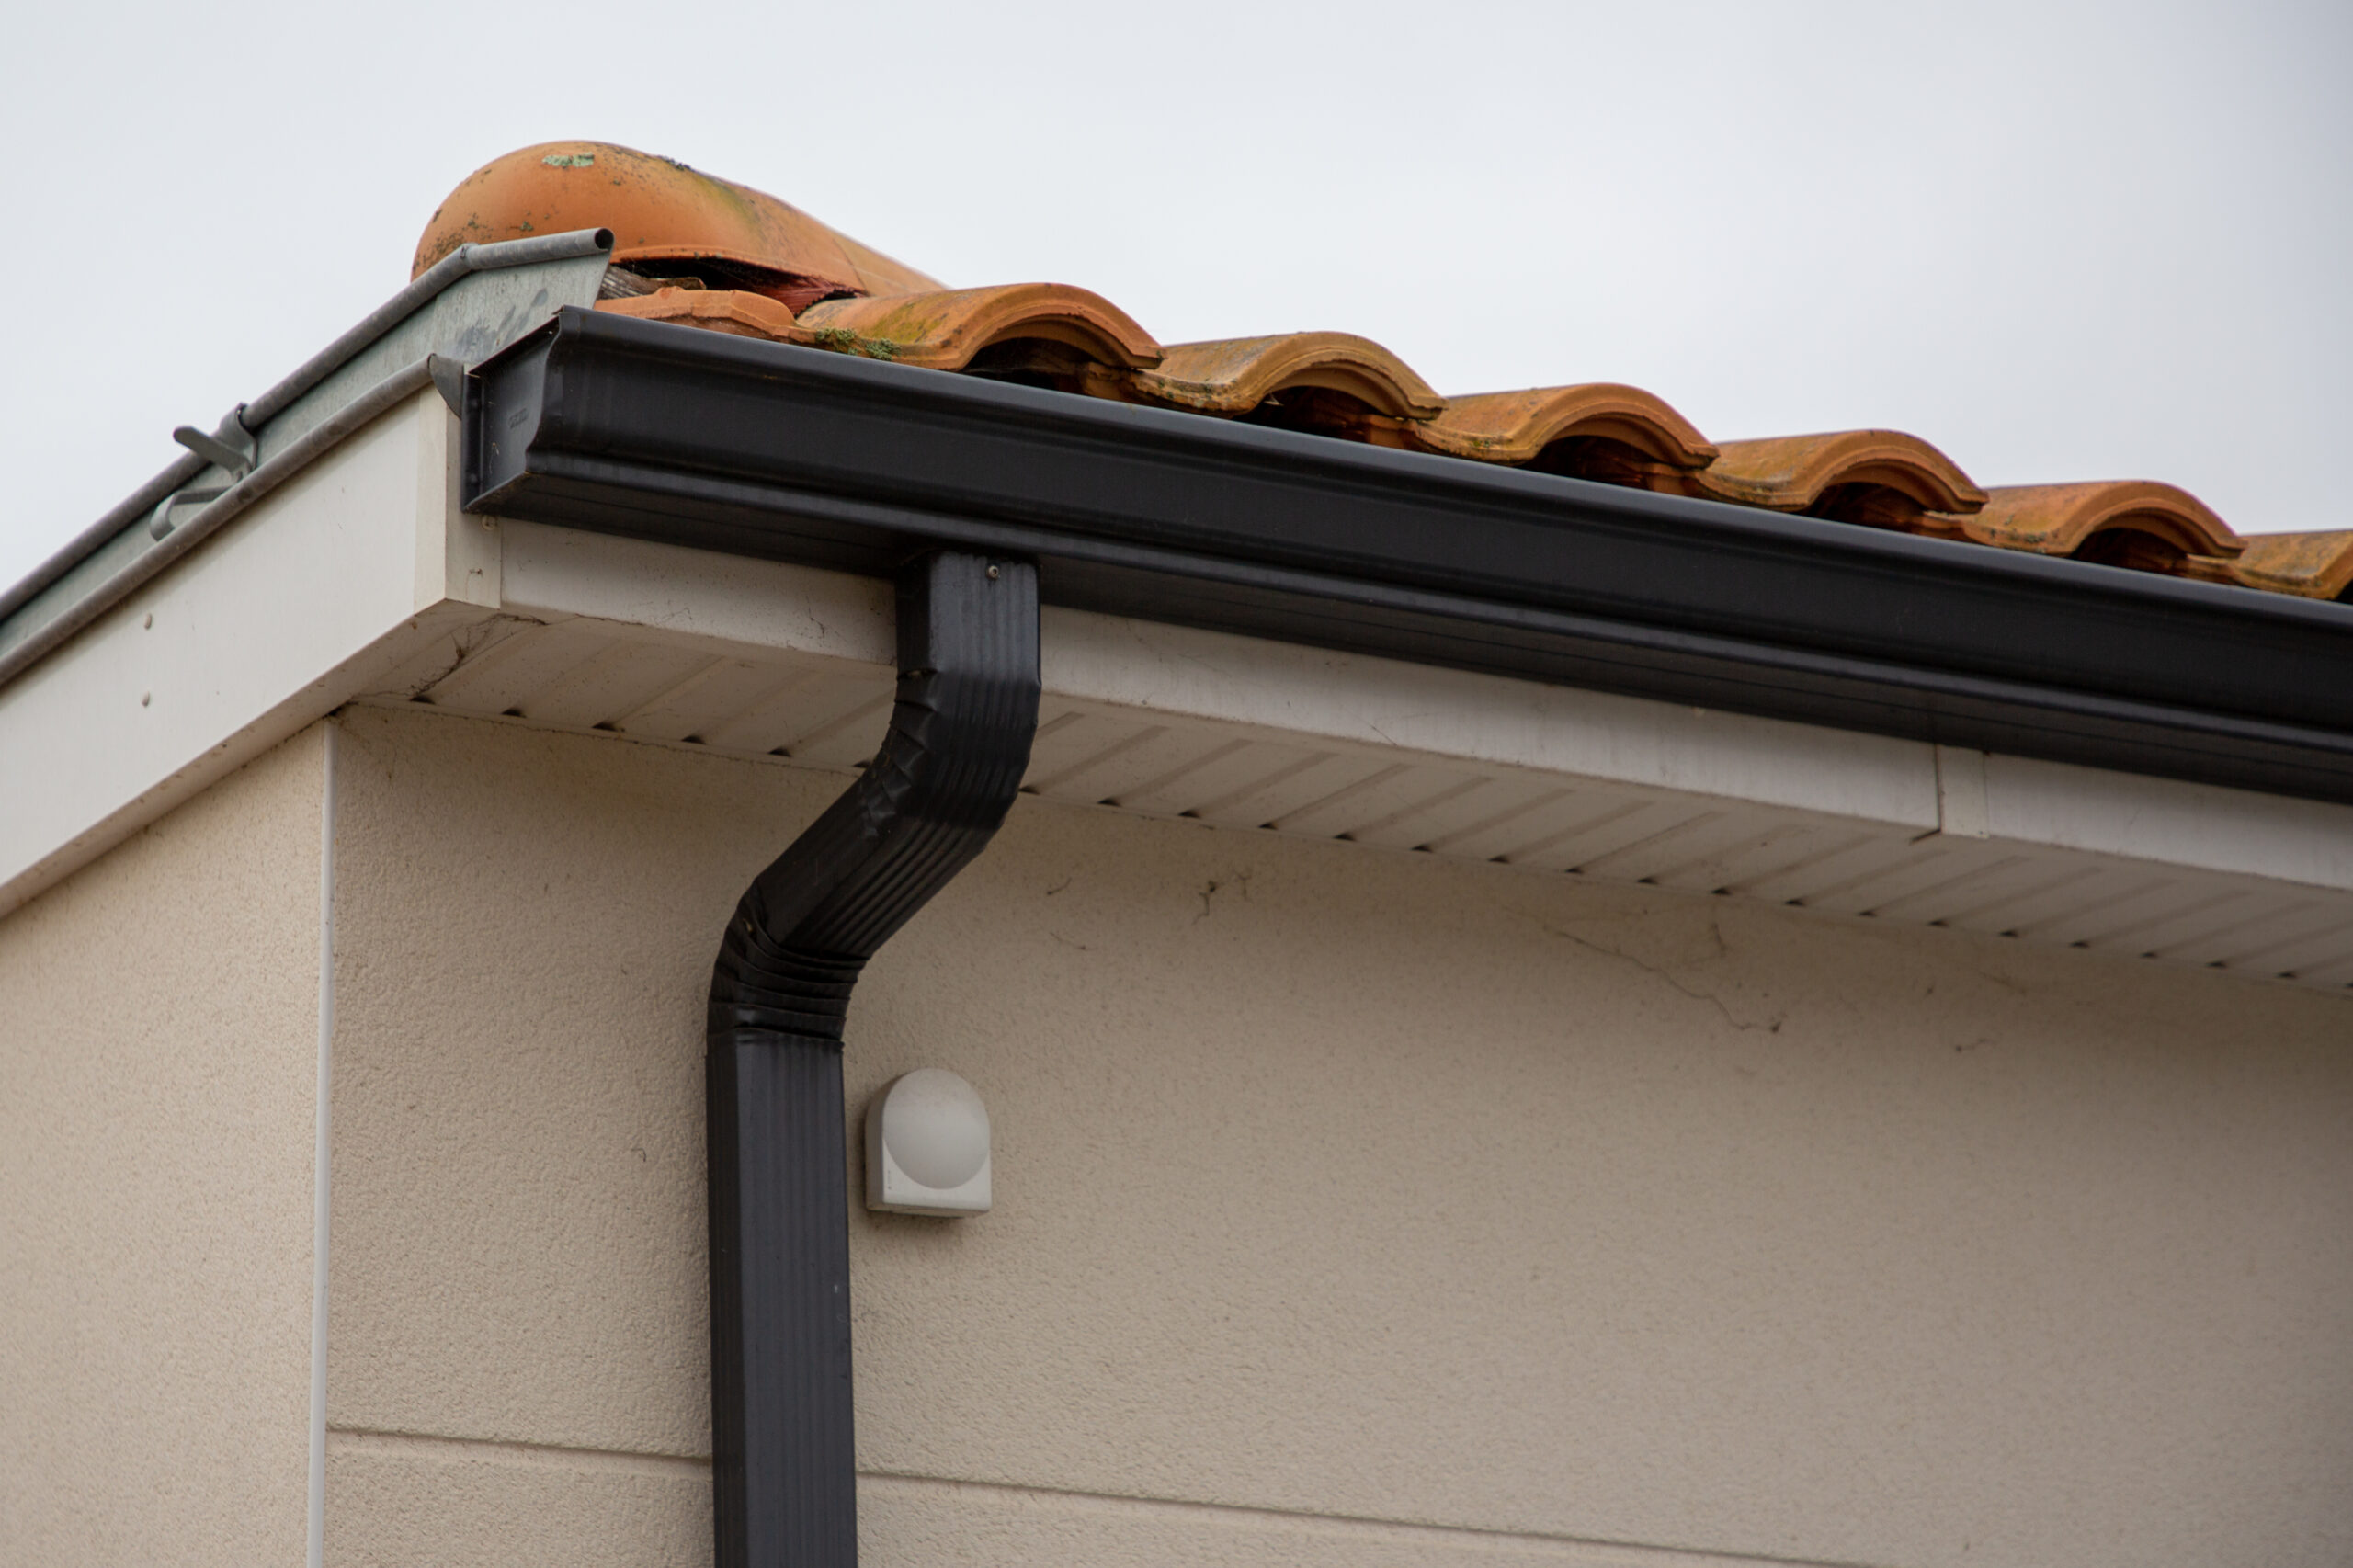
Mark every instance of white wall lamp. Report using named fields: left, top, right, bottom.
left=865, top=1069, right=992, bottom=1217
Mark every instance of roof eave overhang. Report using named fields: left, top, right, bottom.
left=469, top=308, right=2353, bottom=806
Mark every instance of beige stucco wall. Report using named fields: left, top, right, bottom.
left=0, top=727, right=323, bottom=1565
left=322, top=702, right=2353, bottom=1568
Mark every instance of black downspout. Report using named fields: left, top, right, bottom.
left=706, top=550, right=1040, bottom=1568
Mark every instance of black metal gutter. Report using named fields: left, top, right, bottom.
left=706, top=551, right=1039, bottom=1568
left=467, top=306, right=2353, bottom=805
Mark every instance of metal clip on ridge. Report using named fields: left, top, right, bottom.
left=149, top=411, right=259, bottom=540
left=705, top=550, right=1040, bottom=1568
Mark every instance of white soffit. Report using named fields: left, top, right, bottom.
left=5, top=444, right=2351, bottom=995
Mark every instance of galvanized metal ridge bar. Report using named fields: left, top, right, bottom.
left=248, top=230, right=613, bottom=440
left=465, top=308, right=2353, bottom=805
left=0, top=228, right=614, bottom=629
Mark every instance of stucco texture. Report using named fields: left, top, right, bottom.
left=324, top=704, right=2353, bottom=1568
left=0, top=728, right=323, bottom=1565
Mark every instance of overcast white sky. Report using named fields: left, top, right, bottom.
left=5, top=0, right=2347, bottom=592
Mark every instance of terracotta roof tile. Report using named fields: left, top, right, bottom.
left=1699, top=430, right=1987, bottom=536
left=420, top=144, right=2353, bottom=603
left=794, top=284, right=1161, bottom=375
left=1956, top=481, right=2241, bottom=575
left=1127, top=334, right=1446, bottom=436
left=2216, top=531, right=2353, bottom=601
left=415, top=141, right=941, bottom=309
left=1415, top=384, right=1717, bottom=493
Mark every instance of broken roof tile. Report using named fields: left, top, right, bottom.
left=2216, top=531, right=2353, bottom=601
left=415, top=141, right=941, bottom=310
left=794, top=284, right=1161, bottom=374
left=1957, top=482, right=2242, bottom=575
left=1699, top=430, right=1987, bottom=534
left=1129, top=334, right=1446, bottom=421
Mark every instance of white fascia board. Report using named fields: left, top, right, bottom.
left=496, top=523, right=1935, bottom=831
left=1980, top=751, right=2353, bottom=892
left=0, top=391, right=503, bottom=916
left=1037, top=608, right=1939, bottom=832
left=495, top=515, right=894, bottom=670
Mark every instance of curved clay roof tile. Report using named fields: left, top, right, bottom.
left=794, top=284, right=1161, bottom=372
left=1416, top=384, right=1715, bottom=467
left=2219, top=531, right=2353, bottom=601
left=1699, top=430, right=1986, bottom=516
left=1960, top=482, right=2241, bottom=565
left=413, top=141, right=942, bottom=303
left=1130, top=333, right=1445, bottom=419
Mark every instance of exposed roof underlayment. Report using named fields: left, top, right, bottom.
left=3, top=392, right=2347, bottom=991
